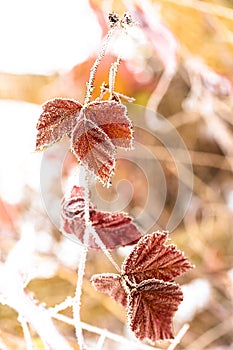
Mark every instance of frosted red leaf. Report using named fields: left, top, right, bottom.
left=61, top=186, right=141, bottom=249
left=83, top=101, right=133, bottom=149
left=71, top=117, right=116, bottom=186
left=71, top=101, right=133, bottom=185
left=36, top=98, right=133, bottom=185
left=91, top=273, right=128, bottom=308
left=90, top=230, right=193, bottom=342
left=122, top=231, right=193, bottom=283
left=36, top=98, right=82, bottom=150
left=127, top=279, right=183, bottom=342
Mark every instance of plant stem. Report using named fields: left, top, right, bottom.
left=73, top=245, right=88, bottom=350
left=84, top=26, right=117, bottom=106
left=18, top=316, right=33, bottom=350
left=108, top=55, right=121, bottom=99
left=89, top=224, right=121, bottom=273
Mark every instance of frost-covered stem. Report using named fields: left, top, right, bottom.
left=50, top=296, right=73, bottom=314
left=96, top=332, right=106, bottom=350
left=73, top=244, right=88, bottom=350
left=167, top=323, right=190, bottom=350
left=84, top=26, right=117, bottom=105
left=51, top=313, right=159, bottom=350
left=80, top=168, right=120, bottom=273
left=109, top=55, right=121, bottom=99
left=89, top=225, right=121, bottom=273
left=18, top=316, right=33, bottom=350
left=0, top=291, right=72, bottom=350
left=72, top=167, right=90, bottom=350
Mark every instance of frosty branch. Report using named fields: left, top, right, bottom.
left=35, top=11, right=193, bottom=349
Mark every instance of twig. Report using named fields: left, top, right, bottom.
left=72, top=246, right=88, bottom=350
left=18, top=316, right=33, bottom=350
left=108, top=55, right=121, bottom=100
left=84, top=26, right=116, bottom=105
left=50, top=296, right=73, bottom=314
left=167, top=323, right=190, bottom=350
left=89, top=224, right=121, bottom=273
left=51, top=313, right=162, bottom=350
left=96, top=332, right=106, bottom=350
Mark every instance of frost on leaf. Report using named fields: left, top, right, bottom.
left=122, top=231, right=193, bottom=283
left=36, top=98, right=82, bottom=150
left=36, top=98, right=133, bottom=185
left=71, top=101, right=133, bottom=185
left=127, top=279, right=183, bottom=341
left=90, top=231, right=193, bottom=343
left=61, top=186, right=141, bottom=249
left=91, top=273, right=128, bottom=308
left=71, top=117, right=116, bottom=186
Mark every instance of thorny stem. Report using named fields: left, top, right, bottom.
left=84, top=26, right=117, bottom=106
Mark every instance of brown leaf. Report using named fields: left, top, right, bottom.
left=61, top=186, right=141, bottom=249
left=122, top=231, right=193, bottom=283
left=71, top=101, right=133, bottom=185
left=36, top=98, right=82, bottom=150
left=91, top=273, right=128, bottom=308
left=127, top=279, right=183, bottom=342
left=36, top=98, right=133, bottom=185
left=71, top=117, right=116, bottom=186
left=90, top=230, right=193, bottom=342
left=84, top=101, right=133, bottom=149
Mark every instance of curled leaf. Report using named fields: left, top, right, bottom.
left=61, top=186, right=141, bottom=249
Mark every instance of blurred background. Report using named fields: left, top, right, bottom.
left=0, top=0, right=233, bottom=349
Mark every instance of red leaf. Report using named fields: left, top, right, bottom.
left=91, top=273, right=128, bottom=308
left=36, top=98, right=82, bottom=150
left=90, top=230, right=193, bottom=342
left=71, top=101, right=133, bottom=185
left=84, top=101, right=133, bottom=149
left=127, top=279, right=183, bottom=342
left=61, top=187, right=141, bottom=249
left=92, top=211, right=141, bottom=249
left=71, top=117, right=116, bottom=186
left=36, top=98, right=133, bottom=185
left=122, top=231, right=193, bottom=283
